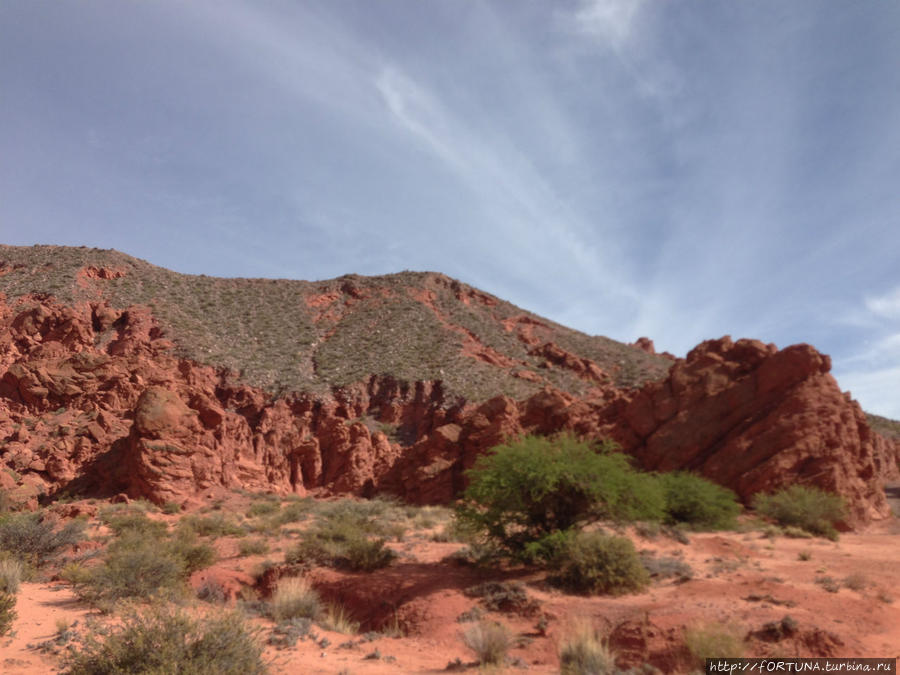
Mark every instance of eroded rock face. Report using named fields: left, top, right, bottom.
left=606, top=337, right=900, bottom=526
left=0, top=296, right=897, bottom=527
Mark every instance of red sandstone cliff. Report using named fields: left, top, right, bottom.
left=0, top=295, right=897, bottom=527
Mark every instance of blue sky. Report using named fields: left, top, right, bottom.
left=1, top=1, right=899, bottom=416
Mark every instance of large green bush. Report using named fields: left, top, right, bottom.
left=658, top=471, right=742, bottom=529
left=753, top=485, right=845, bottom=540
left=64, top=606, right=266, bottom=675
left=455, top=435, right=664, bottom=556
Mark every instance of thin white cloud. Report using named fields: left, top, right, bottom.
left=374, top=65, right=641, bottom=310
left=865, top=287, right=900, bottom=320
left=571, top=0, right=647, bottom=48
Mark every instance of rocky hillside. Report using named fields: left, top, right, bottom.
left=0, top=245, right=671, bottom=401
left=0, top=245, right=898, bottom=526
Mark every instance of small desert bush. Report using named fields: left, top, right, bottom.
left=64, top=606, right=266, bottom=674
left=657, top=472, right=741, bottom=529
left=559, top=623, right=616, bottom=675
left=166, top=529, right=217, bottom=573
left=456, top=435, right=665, bottom=558
left=178, top=513, right=244, bottom=537
left=684, top=622, right=746, bottom=666
left=238, top=539, right=270, bottom=557
left=0, top=556, right=24, bottom=593
left=247, top=500, right=280, bottom=517
left=640, top=553, right=693, bottom=581
left=462, top=620, right=511, bottom=666
left=285, top=520, right=396, bottom=572
left=842, top=573, right=868, bottom=591
left=0, top=591, right=16, bottom=636
left=0, top=511, right=84, bottom=566
left=753, top=486, right=845, bottom=540
left=464, top=581, right=538, bottom=613
left=70, top=529, right=214, bottom=608
left=550, top=532, right=649, bottom=595
left=105, top=512, right=168, bottom=538
left=161, top=501, right=182, bottom=515
left=319, top=603, right=360, bottom=634
left=270, top=577, right=321, bottom=622
left=72, top=535, right=185, bottom=607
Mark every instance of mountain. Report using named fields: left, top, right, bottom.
left=0, top=245, right=671, bottom=401
left=0, top=244, right=897, bottom=526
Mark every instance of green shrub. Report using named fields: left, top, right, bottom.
left=461, top=620, right=510, bottom=665
left=71, top=534, right=186, bottom=607
left=286, top=526, right=396, bottom=572
left=105, top=513, right=168, bottom=539
left=285, top=515, right=396, bottom=572
left=247, top=500, right=280, bottom=517
left=658, top=472, right=741, bottom=529
left=455, top=435, right=665, bottom=557
left=550, top=531, right=649, bottom=595
left=753, top=486, right=845, bottom=540
left=0, top=591, right=16, bottom=637
left=178, top=513, right=244, bottom=537
left=0, top=511, right=84, bottom=566
left=64, top=606, right=266, bottom=674
left=167, top=530, right=216, bottom=574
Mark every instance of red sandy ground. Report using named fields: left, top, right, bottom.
left=2, top=497, right=898, bottom=674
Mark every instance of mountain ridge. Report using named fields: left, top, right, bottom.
left=0, top=244, right=671, bottom=402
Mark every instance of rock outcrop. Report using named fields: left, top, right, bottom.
left=606, top=337, right=899, bottom=526
left=0, top=295, right=897, bottom=526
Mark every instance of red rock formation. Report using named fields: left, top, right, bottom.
left=607, top=337, right=900, bottom=526
left=0, top=295, right=897, bottom=527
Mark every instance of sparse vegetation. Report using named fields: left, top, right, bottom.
left=0, top=591, right=16, bottom=636
left=269, top=577, right=321, bottom=622
left=842, top=573, right=868, bottom=591
left=63, top=606, right=266, bottom=675
left=753, top=485, right=846, bottom=540
left=0, top=511, right=84, bottom=566
left=238, top=538, right=270, bottom=557
left=461, top=620, right=511, bottom=666
left=67, top=525, right=215, bottom=609
left=464, top=581, right=539, bottom=614
left=640, top=552, right=693, bottom=581
left=0, top=245, right=671, bottom=400
left=559, top=623, right=616, bottom=675
left=285, top=527, right=396, bottom=572
left=684, top=622, right=746, bottom=666
left=0, top=556, right=24, bottom=593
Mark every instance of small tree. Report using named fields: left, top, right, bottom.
left=455, top=435, right=664, bottom=557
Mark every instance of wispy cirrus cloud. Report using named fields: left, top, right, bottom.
left=569, top=0, right=647, bottom=48
left=865, top=287, right=900, bottom=320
